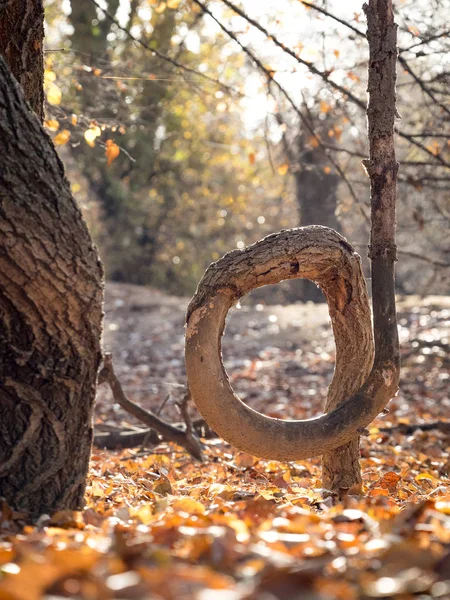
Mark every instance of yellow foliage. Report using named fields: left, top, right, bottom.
left=320, top=100, right=331, bottom=113
left=44, top=119, right=60, bottom=132
left=47, top=83, right=62, bottom=105
left=154, top=1, right=167, bottom=13
left=84, top=126, right=101, bottom=148
left=53, top=130, right=71, bottom=146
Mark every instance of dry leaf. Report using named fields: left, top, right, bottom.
left=84, top=126, right=101, bottom=147
left=47, top=83, right=62, bottom=105
left=53, top=129, right=71, bottom=146
left=105, top=139, right=120, bottom=165
left=44, top=119, right=59, bottom=131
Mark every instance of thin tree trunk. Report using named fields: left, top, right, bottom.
left=322, top=0, right=400, bottom=493
left=363, top=0, right=400, bottom=370
left=0, top=0, right=45, bottom=121
left=0, top=52, right=104, bottom=517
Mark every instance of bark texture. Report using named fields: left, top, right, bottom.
left=363, top=0, right=400, bottom=370
left=0, top=0, right=45, bottom=121
left=0, top=56, right=104, bottom=517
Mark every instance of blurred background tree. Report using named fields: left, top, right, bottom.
left=43, top=0, right=449, bottom=299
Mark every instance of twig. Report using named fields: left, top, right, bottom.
left=218, top=0, right=450, bottom=168
left=193, top=0, right=369, bottom=224
left=398, top=55, right=450, bottom=118
left=397, top=250, right=450, bottom=268
left=89, top=0, right=239, bottom=96
left=156, top=392, right=171, bottom=416
left=94, top=427, right=159, bottom=449
left=175, top=389, right=202, bottom=452
left=97, top=353, right=203, bottom=460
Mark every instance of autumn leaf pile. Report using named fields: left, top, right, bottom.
left=1, top=285, right=449, bottom=600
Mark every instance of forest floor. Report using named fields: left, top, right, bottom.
left=1, top=283, right=450, bottom=599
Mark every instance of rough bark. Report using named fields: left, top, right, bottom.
left=185, top=0, right=399, bottom=488
left=0, top=56, right=104, bottom=517
left=0, top=0, right=45, bottom=121
left=363, top=0, right=400, bottom=370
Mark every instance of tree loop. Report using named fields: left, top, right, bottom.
left=185, top=226, right=376, bottom=469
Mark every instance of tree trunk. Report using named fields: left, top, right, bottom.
left=322, top=0, right=400, bottom=495
left=185, top=0, right=400, bottom=494
left=363, top=0, right=400, bottom=385
left=0, top=54, right=104, bottom=517
left=0, top=0, right=45, bottom=122
left=295, top=138, right=340, bottom=303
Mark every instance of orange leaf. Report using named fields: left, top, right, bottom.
left=248, top=151, right=256, bottom=165
left=53, top=129, right=71, bottom=146
left=44, top=119, right=59, bottom=132
left=346, top=71, right=360, bottom=82
left=334, top=126, right=343, bottom=141
left=308, top=135, right=320, bottom=148
left=367, top=487, right=390, bottom=497
left=320, top=100, right=331, bottom=114
left=105, top=139, right=120, bottom=165
left=377, top=471, right=401, bottom=493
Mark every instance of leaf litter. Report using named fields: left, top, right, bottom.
left=0, top=284, right=449, bottom=599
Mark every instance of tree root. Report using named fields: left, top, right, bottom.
left=97, top=354, right=204, bottom=460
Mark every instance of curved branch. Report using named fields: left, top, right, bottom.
left=98, top=354, right=204, bottom=461
left=185, top=226, right=397, bottom=460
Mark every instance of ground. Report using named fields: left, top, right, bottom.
left=0, top=283, right=449, bottom=599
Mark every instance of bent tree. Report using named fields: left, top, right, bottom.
left=0, top=1, right=103, bottom=517
left=185, top=0, right=400, bottom=496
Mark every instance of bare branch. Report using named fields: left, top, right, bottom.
left=98, top=354, right=203, bottom=460
left=398, top=55, right=450, bottom=117
left=193, top=0, right=369, bottom=223
left=89, top=0, right=240, bottom=96
left=219, top=0, right=450, bottom=168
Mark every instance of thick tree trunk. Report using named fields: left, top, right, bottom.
left=0, top=0, right=45, bottom=122
left=0, top=56, right=104, bottom=517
